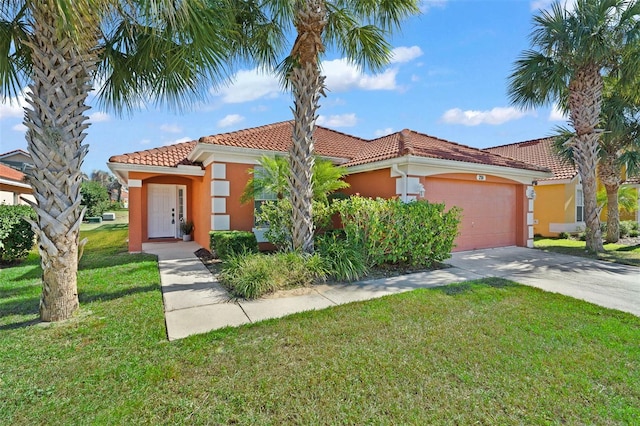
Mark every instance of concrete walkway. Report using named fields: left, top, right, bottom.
left=143, top=242, right=640, bottom=340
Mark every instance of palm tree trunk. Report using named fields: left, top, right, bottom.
left=568, top=66, right=604, bottom=253
left=599, top=158, right=622, bottom=243
left=22, top=1, right=97, bottom=321
left=289, top=0, right=327, bottom=253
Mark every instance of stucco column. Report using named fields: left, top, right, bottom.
left=128, top=179, right=143, bottom=253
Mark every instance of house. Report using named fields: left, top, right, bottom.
left=0, top=163, right=34, bottom=205
left=486, top=137, right=640, bottom=236
left=108, top=121, right=551, bottom=253
left=0, top=149, right=33, bottom=172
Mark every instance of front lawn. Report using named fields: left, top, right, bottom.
left=1, top=227, right=638, bottom=424
left=535, top=237, right=640, bottom=266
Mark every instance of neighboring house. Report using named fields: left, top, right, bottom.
left=0, top=149, right=33, bottom=172
left=486, top=137, right=640, bottom=236
left=0, top=163, right=34, bottom=205
left=108, top=121, right=551, bottom=253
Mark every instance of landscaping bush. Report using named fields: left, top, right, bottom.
left=256, top=198, right=333, bottom=251
left=219, top=251, right=326, bottom=299
left=0, top=204, right=37, bottom=263
left=619, top=220, right=637, bottom=238
left=333, top=196, right=461, bottom=268
left=81, top=181, right=110, bottom=217
left=316, top=233, right=368, bottom=281
left=210, top=231, right=258, bottom=259
left=558, top=232, right=570, bottom=239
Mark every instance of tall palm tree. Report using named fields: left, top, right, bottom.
left=257, top=0, right=420, bottom=253
left=0, top=0, right=250, bottom=321
left=552, top=76, right=640, bottom=243
left=508, top=0, right=640, bottom=253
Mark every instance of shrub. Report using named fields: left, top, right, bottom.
left=0, top=205, right=37, bottom=263
left=256, top=198, right=334, bottom=251
left=558, top=232, right=570, bottom=239
left=219, top=251, right=326, bottom=299
left=333, top=197, right=461, bottom=268
left=210, top=231, right=258, bottom=259
left=81, top=181, right=110, bottom=217
left=316, top=233, right=368, bottom=281
left=619, top=221, right=636, bottom=238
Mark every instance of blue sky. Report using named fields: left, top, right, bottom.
left=0, top=0, right=569, bottom=174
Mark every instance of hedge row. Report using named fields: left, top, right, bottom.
left=0, top=204, right=37, bottom=263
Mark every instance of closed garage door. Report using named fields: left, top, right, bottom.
left=425, top=177, right=517, bottom=251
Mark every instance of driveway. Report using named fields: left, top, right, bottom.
left=447, top=247, right=640, bottom=317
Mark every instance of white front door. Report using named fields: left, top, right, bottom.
left=148, top=184, right=177, bottom=238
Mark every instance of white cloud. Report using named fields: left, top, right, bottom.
left=140, top=139, right=151, bottom=145
left=160, top=123, right=182, bottom=133
left=374, top=128, right=394, bottom=137
left=316, top=113, right=357, bottom=128
left=89, top=111, right=110, bottom=123
left=549, top=103, right=569, bottom=121
left=441, top=106, right=534, bottom=126
left=0, top=94, right=26, bottom=119
left=390, top=46, right=424, bottom=64
left=420, top=0, right=448, bottom=12
left=323, top=58, right=398, bottom=92
left=164, top=136, right=192, bottom=146
left=12, top=123, right=27, bottom=132
left=212, top=68, right=282, bottom=104
left=531, top=0, right=575, bottom=11
left=218, top=114, right=245, bottom=128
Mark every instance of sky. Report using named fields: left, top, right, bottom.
left=0, top=0, right=570, bottom=175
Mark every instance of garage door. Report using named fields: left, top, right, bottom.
left=425, top=177, right=516, bottom=251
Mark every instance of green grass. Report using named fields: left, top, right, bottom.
left=1, top=229, right=639, bottom=424
left=80, top=209, right=129, bottom=231
left=535, top=238, right=640, bottom=266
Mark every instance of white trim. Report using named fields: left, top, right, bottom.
left=549, top=222, right=585, bottom=233
left=108, top=162, right=205, bottom=183
left=0, top=178, right=31, bottom=189
left=212, top=215, right=230, bottom=231
left=128, top=179, right=142, bottom=188
left=212, top=163, right=226, bottom=179
left=212, top=197, right=226, bottom=214
left=347, top=156, right=551, bottom=184
left=211, top=180, right=230, bottom=197
left=189, top=143, right=347, bottom=166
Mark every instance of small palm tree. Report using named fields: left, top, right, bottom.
left=0, top=0, right=252, bottom=321
left=241, top=155, right=349, bottom=204
left=508, top=0, right=640, bottom=253
left=251, top=0, right=420, bottom=253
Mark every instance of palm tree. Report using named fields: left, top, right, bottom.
left=0, top=0, right=250, bottom=321
left=257, top=0, right=420, bottom=253
left=240, top=154, right=349, bottom=204
left=508, top=0, right=640, bottom=253
left=552, top=76, right=640, bottom=243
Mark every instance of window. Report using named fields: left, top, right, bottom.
left=576, top=187, right=584, bottom=222
left=253, top=167, right=277, bottom=226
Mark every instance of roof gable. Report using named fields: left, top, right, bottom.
left=485, top=138, right=577, bottom=181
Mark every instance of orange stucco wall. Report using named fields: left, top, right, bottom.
left=192, top=167, right=211, bottom=248
left=224, top=162, right=256, bottom=231
left=344, top=168, right=397, bottom=199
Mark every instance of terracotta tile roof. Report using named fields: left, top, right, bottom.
left=198, top=121, right=369, bottom=159
left=344, top=129, right=550, bottom=172
left=108, top=122, right=548, bottom=174
left=485, top=138, right=577, bottom=181
left=0, top=163, right=26, bottom=182
left=108, top=140, right=199, bottom=167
